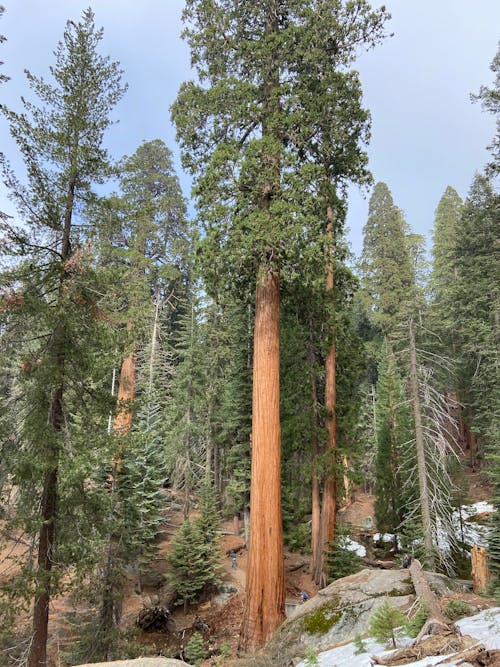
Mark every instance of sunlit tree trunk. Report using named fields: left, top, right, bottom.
left=241, top=268, right=285, bottom=651
left=317, top=206, right=337, bottom=587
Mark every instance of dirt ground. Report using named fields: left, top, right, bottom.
left=0, top=475, right=496, bottom=666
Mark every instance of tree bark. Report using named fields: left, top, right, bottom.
left=409, top=319, right=435, bottom=569
left=318, top=206, right=337, bottom=586
left=309, top=349, right=322, bottom=584
left=471, top=544, right=490, bottom=593
left=241, top=268, right=285, bottom=652
left=113, top=344, right=136, bottom=436
left=408, top=559, right=450, bottom=642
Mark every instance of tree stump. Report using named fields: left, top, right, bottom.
left=471, top=544, right=490, bottom=593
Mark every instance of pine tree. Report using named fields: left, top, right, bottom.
left=0, top=10, right=126, bottom=664
left=368, top=600, right=407, bottom=648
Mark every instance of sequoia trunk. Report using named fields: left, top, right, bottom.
left=318, top=207, right=337, bottom=586
left=241, top=268, right=285, bottom=651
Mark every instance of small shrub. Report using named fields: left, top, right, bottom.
left=304, top=647, right=320, bottom=666
left=184, top=631, right=207, bottom=666
left=368, top=599, right=407, bottom=648
left=444, top=599, right=475, bottom=621
left=353, top=633, right=367, bottom=655
left=405, top=602, right=428, bottom=637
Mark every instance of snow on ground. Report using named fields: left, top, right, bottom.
left=453, top=501, right=495, bottom=549
left=343, top=537, right=366, bottom=558
left=373, top=502, right=495, bottom=555
left=297, top=608, right=500, bottom=667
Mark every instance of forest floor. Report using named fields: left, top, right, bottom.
left=0, top=465, right=495, bottom=667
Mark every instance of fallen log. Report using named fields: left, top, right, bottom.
left=371, top=632, right=478, bottom=666
left=362, top=557, right=395, bottom=569
left=287, top=560, right=307, bottom=572
left=408, top=559, right=453, bottom=643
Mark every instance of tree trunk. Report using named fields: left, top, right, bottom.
left=28, top=174, right=75, bottom=667
left=113, top=344, right=136, bottom=436
left=408, top=559, right=450, bottom=642
left=471, top=544, right=490, bottom=593
left=409, top=319, right=435, bottom=569
left=29, top=465, right=58, bottom=667
left=318, top=206, right=337, bottom=586
left=241, top=268, right=285, bottom=651
left=309, top=349, right=322, bottom=584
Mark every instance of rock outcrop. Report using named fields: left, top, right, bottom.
left=245, top=567, right=463, bottom=666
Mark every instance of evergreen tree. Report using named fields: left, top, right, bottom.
left=472, top=43, right=500, bottom=176
left=172, top=2, right=389, bottom=648
left=166, top=518, right=220, bottom=613
left=0, top=10, right=126, bottom=664
left=359, top=182, right=417, bottom=341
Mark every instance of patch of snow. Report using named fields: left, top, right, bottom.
left=456, top=607, right=500, bottom=649
left=373, top=533, right=396, bottom=543
left=297, top=608, right=500, bottom=667
left=343, top=537, right=366, bottom=557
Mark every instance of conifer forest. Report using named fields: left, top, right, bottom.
left=0, top=3, right=498, bottom=667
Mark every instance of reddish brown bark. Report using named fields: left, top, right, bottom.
left=310, top=351, right=322, bottom=583
left=316, top=207, right=337, bottom=587
left=113, top=346, right=136, bottom=436
left=240, top=268, right=285, bottom=652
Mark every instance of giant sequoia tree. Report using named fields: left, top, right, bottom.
left=172, top=0, right=388, bottom=650
left=0, top=10, right=125, bottom=665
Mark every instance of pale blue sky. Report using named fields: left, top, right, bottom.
left=0, top=1, right=498, bottom=257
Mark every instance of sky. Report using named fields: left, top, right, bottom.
left=0, top=1, right=498, bottom=258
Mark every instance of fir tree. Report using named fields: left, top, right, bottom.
left=166, top=519, right=220, bottom=613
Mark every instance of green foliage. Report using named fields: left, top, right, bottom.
left=405, top=603, right=428, bottom=638
left=0, top=9, right=126, bottom=651
left=166, top=518, right=220, bottom=610
left=184, top=632, right=207, bottom=666
left=368, top=600, right=407, bottom=648
left=327, top=526, right=363, bottom=582
left=304, top=647, right=320, bottom=666
left=443, top=599, right=475, bottom=621
left=353, top=633, right=367, bottom=655
left=359, top=182, right=419, bottom=340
